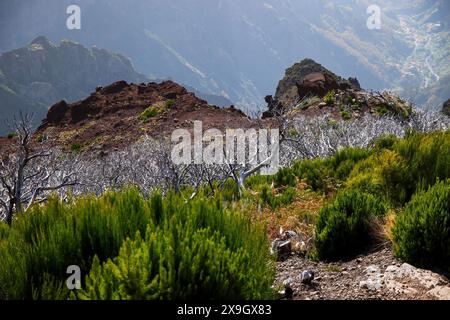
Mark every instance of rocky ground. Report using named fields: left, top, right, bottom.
left=275, top=245, right=450, bottom=300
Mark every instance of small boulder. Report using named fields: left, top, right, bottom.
left=301, top=270, right=315, bottom=285
left=271, top=240, right=292, bottom=261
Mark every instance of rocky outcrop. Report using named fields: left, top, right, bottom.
left=264, top=58, right=414, bottom=120
left=443, top=99, right=450, bottom=116
left=360, top=263, right=450, bottom=300
left=272, top=58, right=362, bottom=110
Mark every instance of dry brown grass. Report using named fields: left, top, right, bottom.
left=369, top=209, right=397, bottom=250
left=252, top=181, right=326, bottom=241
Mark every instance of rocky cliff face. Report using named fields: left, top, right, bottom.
left=0, top=36, right=147, bottom=134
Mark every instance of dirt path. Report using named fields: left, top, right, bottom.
left=275, top=246, right=450, bottom=300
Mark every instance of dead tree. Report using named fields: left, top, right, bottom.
left=0, top=114, right=77, bottom=225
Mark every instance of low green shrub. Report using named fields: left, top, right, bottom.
left=71, top=143, right=83, bottom=153
left=274, top=168, right=297, bottom=188
left=7, top=132, right=17, bottom=139
left=391, top=130, right=450, bottom=203
left=329, top=147, right=372, bottom=181
left=221, top=178, right=240, bottom=202
left=77, top=192, right=274, bottom=300
left=292, top=159, right=331, bottom=191
left=392, top=180, right=450, bottom=272
left=139, top=106, right=161, bottom=122
left=291, top=147, right=372, bottom=192
left=324, top=91, right=334, bottom=105
left=0, top=189, right=152, bottom=299
left=315, top=190, right=387, bottom=260
left=372, top=134, right=398, bottom=150
left=341, top=111, right=351, bottom=120
left=260, top=186, right=296, bottom=210
left=0, top=189, right=274, bottom=300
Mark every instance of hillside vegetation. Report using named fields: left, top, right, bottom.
left=0, top=129, right=448, bottom=299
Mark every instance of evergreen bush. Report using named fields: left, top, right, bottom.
left=0, top=189, right=274, bottom=300
left=392, top=180, right=450, bottom=272
left=315, top=190, right=387, bottom=260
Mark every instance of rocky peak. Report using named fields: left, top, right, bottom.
left=263, top=58, right=412, bottom=121
left=0, top=37, right=149, bottom=135
left=273, top=58, right=362, bottom=111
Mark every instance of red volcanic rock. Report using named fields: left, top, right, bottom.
left=159, top=80, right=188, bottom=99
left=296, top=72, right=352, bottom=100
left=100, top=80, right=129, bottom=95
left=37, top=80, right=257, bottom=151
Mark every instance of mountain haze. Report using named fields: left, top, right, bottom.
left=0, top=36, right=147, bottom=134
left=1, top=0, right=448, bottom=111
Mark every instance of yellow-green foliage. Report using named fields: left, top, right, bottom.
left=139, top=106, right=161, bottom=122
left=0, top=189, right=274, bottom=300
left=346, top=149, right=405, bottom=201
left=393, top=180, right=450, bottom=273
left=341, top=111, right=351, bottom=120
left=292, top=147, right=372, bottom=192
left=324, top=90, right=334, bottom=105
left=347, top=130, right=450, bottom=205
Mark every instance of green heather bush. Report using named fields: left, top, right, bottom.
left=77, top=192, right=274, bottom=300
left=7, top=132, right=17, bottom=139
left=0, top=189, right=274, bottom=300
left=221, top=178, right=240, bottom=201
left=340, top=111, right=351, bottom=120
left=329, top=147, right=373, bottom=181
left=372, top=134, right=398, bottom=151
left=274, top=167, right=297, bottom=188
left=244, top=175, right=273, bottom=190
left=293, top=159, right=331, bottom=191
left=391, top=130, right=450, bottom=203
left=393, top=180, right=450, bottom=272
left=71, top=143, right=83, bottom=153
left=315, top=190, right=387, bottom=260
left=0, top=189, right=151, bottom=299
left=260, top=185, right=296, bottom=210
left=346, top=131, right=450, bottom=205
left=292, top=147, right=372, bottom=192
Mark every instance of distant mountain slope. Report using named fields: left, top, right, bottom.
left=0, top=0, right=448, bottom=111
left=0, top=36, right=147, bottom=135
